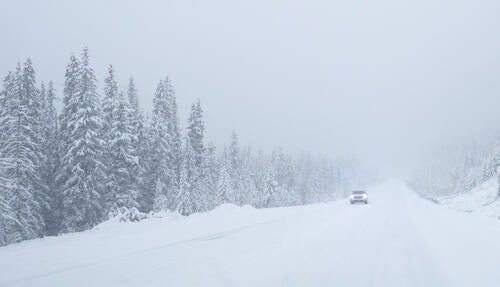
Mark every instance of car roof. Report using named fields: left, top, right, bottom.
left=352, top=190, right=367, bottom=193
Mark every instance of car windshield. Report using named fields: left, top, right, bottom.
left=352, top=191, right=366, bottom=195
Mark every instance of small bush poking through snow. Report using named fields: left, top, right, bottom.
left=108, top=207, right=148, bottom=223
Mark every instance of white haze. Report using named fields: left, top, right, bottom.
left=1, top=0, right=500, bottom=176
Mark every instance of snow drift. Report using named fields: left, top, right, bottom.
left=439, top=178, right=500, bottom=219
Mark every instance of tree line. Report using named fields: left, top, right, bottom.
left=0, top=48, right=365, bottom=246
left=409, top=135, right=500, bottom=197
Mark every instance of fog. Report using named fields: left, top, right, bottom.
left=2, top=0, right=500, bottom=176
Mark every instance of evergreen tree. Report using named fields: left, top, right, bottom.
left=40, top=81, right=60, bottom=235
left=137, top=115, right=153, bottom=212
left=127, top=77, right=139, bottom=112
left=0, top=75, right=16, bottom=245
left=58, top=48, right=106, bottom=232
left=177, top=140, right=196, bottom=215
left=295, top=153, right=314, bottom=205
left=103, top=65, right=119, bottom=133
left=273, top=148, right=298, bottom=206
left=107, top=91, right=141, bottom=214
left=239, top=147, right=258, bottom=206
left=58, top=55, right=80, bottom=151
left=102, top=65, right=120, bottom=213
left=187, top=100, right=205, bottom=166
left=22, top=60, right=47, bottom=234
left=0, top=60, right=44, bottom=241
left=200, top=143, right=219, bottom=211
left=263, top=167, right=276, bottom=208
left=228, top=131, right=243, bottom=205
left=152, top=178, right=168, bottom=212
left=126, top=77, right=148, bottom=210
left=0, top=160, right=16, bottom=245
left=229, top=131, right=241, bottom=172
left=146, top=78, right=176, bottom=212
left=216, top=165, right=232, bottom=206
left=55, top=55, right=80, bottom=232
left=169, top=83, right=182, bottom=211
left=163, top=77, right=181, bottom=211
left=252, top=149, right=268, bottom=207
left=186, top=100, right=206, bottom=211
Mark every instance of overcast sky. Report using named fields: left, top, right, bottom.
left=1, top=0, right=500, bottom=176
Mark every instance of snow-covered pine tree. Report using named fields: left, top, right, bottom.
left=250, top=149, right=268, bottom=207
left=0, top=74, right=17, bottom=245
left=165, top=77, right=183, bottom=210
left=126, top=77, right=148, bottom=210
left=0, top=60, right=45, bottom=241
left=126, top=78, right=143, bottom=146
left=146, top=78, right=176, bottom=212
left=21, top=59, right=47, bottom=233
left=138, top=122, right=154, bottom=212
left=152, top=178, right=168, bottom=213
left=177, top=140, right=196, bottom=215
left=239, top=147, right=259, bottom=207
left=186, top=100, right=206, bottom=211
left=229, top=131, right=241, bottom=172
left=103, top=65, right=119, bottom=124
left=107, top=91, right=141, bottom=215
left=58, top=48, right=106, bottom=232
left=216, top=165, right=232, bottom=206
left=228, top=131, right=243, bottom=205
left=273, top=147, right=298, bottom=206
left=58, top=55, right=80, bottom=148
left=102, top=65, right=120, bottom=213
left=54, top=55, right=80, bottom=233
left=187, top=100, right=205, bottom=166
left=200, top=143, right=219, bottom=211
left=479, top=145, right=500, bottom=197
left=39, top=81, right=60, bottom=235
left=127, top=77, right=139, bottom=112
left=295, top=152, right=315, bottom=205
left=262, top=167, right=277, bottom=208
left=38, top=82, right=49, bottom=224
left=0, top=72, right=15, bottom=246
left=0, top=157, right=16, bottom=245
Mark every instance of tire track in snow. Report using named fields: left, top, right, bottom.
left=0, top=220, right=277, bottom=287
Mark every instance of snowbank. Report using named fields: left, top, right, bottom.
left=439, top=178, right=500, bottom=218
left=94, top=203, right=258, bottom=233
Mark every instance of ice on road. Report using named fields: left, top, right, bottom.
left=1, top=179, right=500, bottom=287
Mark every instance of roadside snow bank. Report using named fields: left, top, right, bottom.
left=439, top=178, right=500, bottom=218
left=95, top=203, right=256, bottom=231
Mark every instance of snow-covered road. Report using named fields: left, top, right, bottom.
left=1, top=179, right=500, bottom=287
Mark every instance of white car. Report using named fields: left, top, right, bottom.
left=350, top=190, right=368, bottom=204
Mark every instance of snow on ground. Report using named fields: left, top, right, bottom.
left=1, top=179, right=500, bottom=287
left=439, top=178, right=500, bottom=218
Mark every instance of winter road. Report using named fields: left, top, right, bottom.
left=1, top=179, right=500, bottom=287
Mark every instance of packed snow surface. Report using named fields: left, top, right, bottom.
left=1, top=179, right=500, bottom=287
left=440, top=178, right=500, bottom=218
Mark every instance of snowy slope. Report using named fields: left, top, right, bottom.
left=1, top=179, right=500, bottom=287
left=440, top=178, right=500, bottom=218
